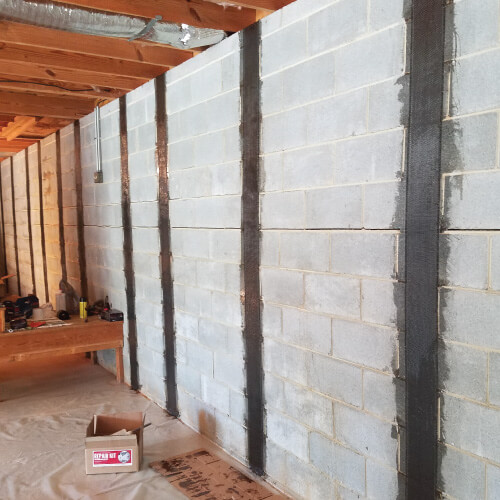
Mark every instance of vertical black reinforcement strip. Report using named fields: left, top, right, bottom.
left=38, top=143, right=49, bottom=303
left=240, top=23, right=264, bottom=475
left=405, top=1, right=445, bottom=498
left=0, top=164, right=7, bottom=277
left=155, top=74, right=178, bottom=416
left=119, top=97, right=139, bottom=391
left=55, top=131, right=67, bottom=284
left=25, top=150, right=36, bottom=295
left=10, top=158, right=21, bottom=296
left=74, top=121, right=88, bottom=299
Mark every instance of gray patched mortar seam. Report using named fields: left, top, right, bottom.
left=437, top=1, right=462, bottom=497
left=392, top=7, right=412, bottom=497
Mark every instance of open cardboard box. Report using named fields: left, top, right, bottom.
left=85, top=412, right=144, bottom=474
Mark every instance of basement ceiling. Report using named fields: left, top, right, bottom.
left=0, top=0, right=292, bottom=158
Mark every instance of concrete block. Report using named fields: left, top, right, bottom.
left=309, top=432, right=365, bottom=494
left=201, top=375, right=230, bottom=415
left=211, top=162, right=241, bottom=196
left=214, top=353, right=245, bottom=392
left=282, top=52, right=334, bottom=109
left=489, top=352, right=500, bottom=406
left=283, top=145, right=334, bottom=190
left=445, top=0, right=499, bottom=60
left=280, top=231, right=330, bottom=272
left=177, top=362, right=202, bottom=398
left=368, top=76, right=408, bottom=132
left=131, top=227, right=160, bottom=254
left=211, top=291, right=241, bottom=327
left=491, top=235, right=500, bottom=291
left=332, top=232, right=396, bottom=278
left=267, top=409, right=309, bottom=461
left=439, top=233, right=488, bottom=289
left=364, top=371, right=405, bottom=423
left=366, top=460, right=402, bottom=500
left=444, top=172, right=500, bottom=229
left=306, top=186, right=362, bottom=229
left=438, top=444, right=485, bottom=500
left=335, top=25, right=405, bottom=93
left=204, top=91, right=240, bottom=132
left=451, top=48, right=500, bottom=115
left=209, top=229, right=241, bottom=263
left=333, top=319, right=397, bottom=372
left=306, top=89, right=367, bottom=144
left=221, top=51, right=239, bottom=92
left=214, top=414, right=247, bottom=462
left=364, top=181, right=405, bottom=229
left=198, top=318, right=228, bottom=353
left=439, top=341, right=487, bottom=403
left=195, top=196, right=241, bottom=229
left=261, top=231, right=280, bottom=267
left=282, top=307, right=331, bottom=355
left=170, top=167, right=211, bottom=200
left=261, top=73, right=283, bottom=115
left=229, top=390, right=246, bottom=424
left=261, top=153, right=283, bottom=192
left=487, top=464, right=500, bottom=500
left=442, top=113, right=498, bottom=173
left=172, top=258, right=196, bottom=287
left=335, top=129, right=404, bottom=184
left=335, top=404, right=398, bottom=467
left=308, top=0, right=367, bottom=55
left=362, top=279, right=405, bottom=329
left=224, top=127, right=241, bottom=163
left=370, top=0, right=408, bottom=30
left=189, top=61, right=222, bottom=105
left=261, top=191, right=305, bottom=229
left=264, top=338, right=311, bottom=386
left=261, top=268, right=304, bottom=307
left=133, top=251, right=160, bottom=278
left=175, top=311, right=199, bottom=341
left=262, top=106, right=308, bottom=153
left=168, top=139, right=195, bottom=171
left=441, top=393, right=500, bottom=463
left=440, top=288, right=500, bottom=349
left=304, top=273, right=360, bottom=318
left=177, top=229, right=210, bottom=259
left=135, top=275, right=162, bottom=303
left=194, top=131, right=226, bottom=167
left=262, top=303, right=282, bottom=338
left=196, top=261, right=226, bottom=292
left=181, top=286, right=212, bottom=317
left=186, top=340, right=213, bottom=377
left=128, top=149, right=156, bottom=178
left=309, top=352, right=362, bottom=406
left=261, top=20, right=307, bottom=76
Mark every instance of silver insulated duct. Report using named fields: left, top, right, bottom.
left=0, top=0, right=227, bottom=49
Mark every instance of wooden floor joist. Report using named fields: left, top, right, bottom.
left=0, top=91, right=96, bottom=119
left=0, top=21, right=195, bottom=68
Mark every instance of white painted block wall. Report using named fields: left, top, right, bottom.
left=167, top=33, right=247, bottom=463
left=260, top=0, right=408, bottom=498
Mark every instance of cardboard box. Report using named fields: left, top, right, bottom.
left=85, top=412, right=144, bottom=474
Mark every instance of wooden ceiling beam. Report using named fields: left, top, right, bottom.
left=0, top=75, right=124, bottom=100
left=0, top=91, right=96, bottom=119
left=0, top=21, right=194, bottom=67
left=51, top=0, right=258, bottom=32
left=0, top=60, right=146, bottom=91
left=212, top=0, right=291, bottom=10
left=0, top=116, right=37, bottom=141
left=0, top=43, right=165, bottom=80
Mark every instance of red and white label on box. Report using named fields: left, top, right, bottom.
left=93, top=449, right=133, bottom=467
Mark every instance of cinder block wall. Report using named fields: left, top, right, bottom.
left=438, top=0, right=500, bottom=497
left=167, top=33, right=247, bottom=463
left=259, top=1, right=408, bottom=497
left=12, top=152, right=31, bottom=296
left=80, top=102, right=128, bottom=377
left=27, top=144, right=47, bottom=302
left=0, top=159, right=18, bottom=294
left=126, top=80, right=166, bottom=403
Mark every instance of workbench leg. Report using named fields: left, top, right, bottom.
left=90, top=351, right=98, bottom=364
left=116, top=347, right=124, bottom=383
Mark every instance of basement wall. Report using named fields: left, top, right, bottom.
left=0, top=0, right=499, bottom=498
left=437, top=0, right=500, bottom=498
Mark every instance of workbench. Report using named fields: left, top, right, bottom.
left=0, top=316, right=124, bottom=387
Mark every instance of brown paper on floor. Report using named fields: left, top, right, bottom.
left=150, top=449, right=286, bottom=500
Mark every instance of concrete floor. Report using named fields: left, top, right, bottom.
left=0, top=354, right=280, bottom=500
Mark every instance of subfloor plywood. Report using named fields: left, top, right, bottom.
left=0, top=355, right=282, bottom=500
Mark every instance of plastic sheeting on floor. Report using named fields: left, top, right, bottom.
left=0, top=355, right=270, bottom=500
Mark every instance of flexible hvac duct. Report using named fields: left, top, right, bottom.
left=0, top=0, right=226, bottom=49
